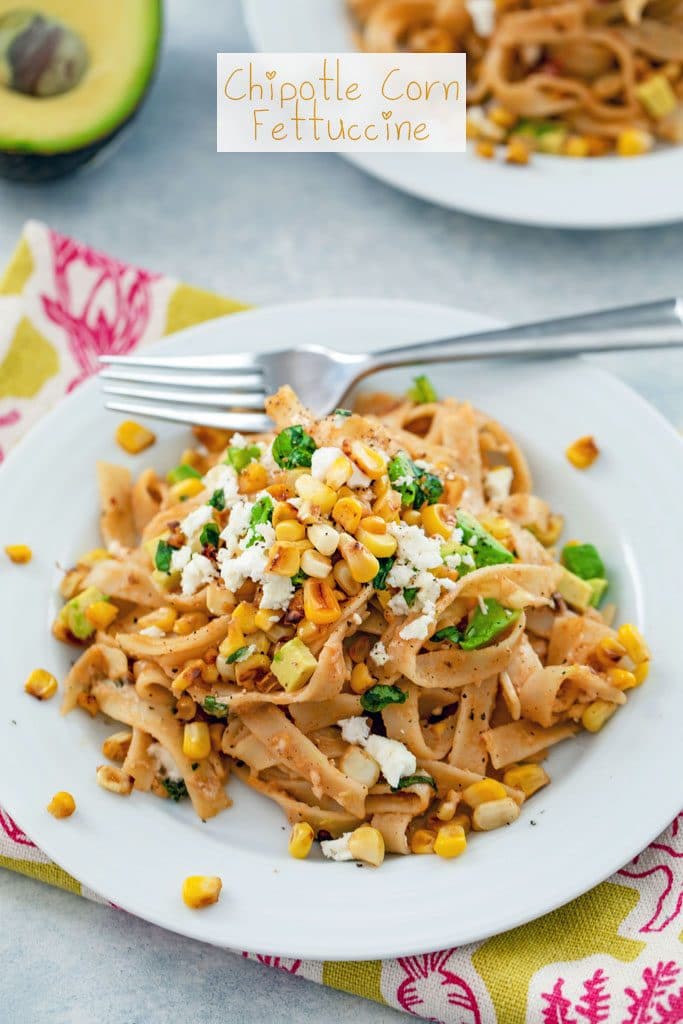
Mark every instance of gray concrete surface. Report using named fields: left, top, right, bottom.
left=0, top=1, right=681, bottom=1021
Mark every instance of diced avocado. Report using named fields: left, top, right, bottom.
left=271, top=637, right=317, bottom=692
left=151, top=568, right=181, bottom=592
left=455, top=510, right=515, bottom=569
left=515, top=119, right=568, bottom=155
left=0, top=1, right=162, bottom=183
left=557, top=567, right=593, bottom=612
left=562, top=543, right=605, bottom=581
left=58, top=586, right=108, bottom=640
left=587, top=577, right=609, bottom=608
left=440, top=540, right=476, bottom=575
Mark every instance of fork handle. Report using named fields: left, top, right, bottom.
left=372, top=298, right=683, bottom=368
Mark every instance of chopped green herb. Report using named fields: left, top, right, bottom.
left=387, top=452, right=444, bottom=510
left=199, top=522, right=220, bottom=548
left=208, top=488, right=226, bottom=511
left=432, top=625, right=462, bottom=645
left=226, top=645, right=252, bottom=664
left=392, top=774, right=437, bottom=791
left=516, top=118, right=559, bottom=137
left=562, top=543, right=605, bottom=581
left=373, top=556, right=395, bottom=591
left=245, top=495, right=274, bottom=547
left=203, top=695, right=229, bottom=717
left=456, top=510, right=515, bottom=569
left=154, top=539, right=174, bottom=574
left=403, top=587, right=418, bottom=608
left=226, top=443, right=261, bottom=473
left=360, top=685, right=408, bottom=713
left=291, top=569, right=308, bottom=586
left=272, top=425, right=317, bottom=469
left=460, top=599, right=520, bottom=651
left=166, top=463, right=201, bottom=485
left=334, top=408, right=352, bottom=417
left=407, top=374, right=438, bottom=404
left=162, top=778, right=188, bottom=802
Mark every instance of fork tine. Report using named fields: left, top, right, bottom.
left=105, top=398, right=272, bottom=433
left=102, top=382, right=266, bottom=410
left=100, top=353, right=261, bottom=371
left=100, top=366, right=264, bottom=390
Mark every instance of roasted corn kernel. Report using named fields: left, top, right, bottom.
left=234, top=652, right=271, bottom=688
left=355, top=527, right=397, bottom=559
left=348, top=824, right=385, bottom=866
left=401, top=509, right=422, bottom=526
left=434, top=823, right=467, bottom=859
left=301, top=548, right=332, bottom=579
left=476, top=139, right=496, bottom=159
left=346, top=441, right=387, bottom=480
left=505, top=137, right=530, bottom=165
left=462, top=778, right=507, bottom=808
left=254, top=608, right=279, bottom=632
left=582, top=699, right=617, bottom=733
left=5, top=544, right=32, bottom=564
left=169, top=477, right=205, bottom=502
left=24, top=668, right=58, bottom=700
left=295, top=475, right=337, bottom=514
left=607, top=667, right=638, bottom=691
left=115, top=420, right=156, bottom=454
left=350, top=662, right=376, bottom=694
left=489, top=105, right=516, bottom=128
left=340, top=746, right=380, bottom=787
left=472, top=797, right=520, bottom=831
left=617, top=128, right=653, bottom=156
left=565, top=435, right=600, bottom=470
left=332, top=560, right=362, bottom=597
left=421, top=504, right=453, bottom=540
left=85, top=600, right=118, bottom=630
left=452, top=812, right=471, bottom=834
left=634, top=661, right=650, bottom=685
left=265, top=541, right=301, bottom=577
left=338, top=533, right=380, bottom=583
left=192, top=425, right=232, bottom=452
left=239, top=462, right=268, bottom=494
left=324, top=455, right=354, bottom=489
left=173, top=612, right=209, bottom=636
left=232, top=601, right=258, bottom=634
left=435, top=789, right=459, bottom=822
left=137, top=606, right=177, bottom=632
left=288, top=821, right=315, bottom=859
left=410, top=828, right=436, bottom=854
left=564, top=135, right=590, bottom=158
left=175, top=695, right=197, bottom=721
left=617, top=623, right=650, bottom=665
left=96, top=765, right=134, bottom=795
left=183, top=721, right=211, bottom=760
left=503, top=763, right=549, bottom=798
left=47, top=791, right=76, bottom=819
left=275, top=520, right=306, bottom=542
left=307, top=523, right=340, bottom=557
left=182, top=875, right=222, bottom=909
left=594, top=635, right=627, bottom=669
left=77, top=692, right=99, bottom=717
left=102, top=730, right=132, bottom=762
left=303, top=579, right=341, bottom=625
left=332, top=496, right=364, bottom=534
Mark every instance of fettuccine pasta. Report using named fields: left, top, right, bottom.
left=347, top=0, right=683, bottom=160
left=53, top=378, right=650, bottom=867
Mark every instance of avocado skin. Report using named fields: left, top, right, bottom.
left=0, top=25, right=161, bottom=183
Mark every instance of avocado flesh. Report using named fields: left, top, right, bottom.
left=0, top=0, right=161, bottom=181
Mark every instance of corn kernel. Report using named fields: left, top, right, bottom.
left=607, top=667, right=638, bottom=691
left=462, top=778, right=507, bottom=808
left=489, top=105, right=516, bottom=129
left=582, top=699, right=617, bottom=733
left=192, top=425, right=232, bottom=452
left=96, top=765, right=134, bottom=795
left=24, top=668, right=58, bottom=701
left=565, top=435, right=599, bottom=470
left=505, top=137, right=530, bottom=165
left=472, top=797, right=520, bottom=831
left=594, top=635, right=627, bottom=669
left=307, top=523, right=340, bottom=557
left=5, top=544, right=32, bottom=564
left=529, top=514, right=564, bottom=547
left=115, top=420, right=156, bottom=454
left=239, top=462, right=268, bottom=494
left=170, top=477, right=205, bottom=502
left=231, top=601, right=258, bottom=634
left=355, top=527, right=397, bottom=559
left=617, top=623, right=650, bottom=664
left=410, top=828, right=436, bottom=854
left=372, top=487, right=401, bottom=523
left=476, top=139, right=496, bottom=159
left=346, top=441, right=388, bottom=480
left=332, top=560, right=361, bottom=597
left=77, top=692, right=99, bottom=717
left=617, top=128, right=653, bottom=157
left=452, top=812, right=471, bottom=834
left=350, top=662, right=376, bottom=694
left=332, top=496, right=364, bottom=534
left=564, top=135, right=590, bottom=158
left=401, top=509, right=422, bottom=526
left=348, top=824, right=385, bottom=866
left=137, top=606, right=177, bottom=632
left=434, top=822, right=467, bottom=859
left=421, top=504, right=453, bottom=540
left=320, top=454, right=351, bottom=490
left=503, top=763, right=549, bottom=798
left=340, top=746, right=380, bottom=787
left=301, top=548, right=332, bottom=579
left=436, top=789, right=459, bottom=822
left=288, top=821, right=315, bottom=859
left=295, top=475, right=337, bottom=514
left=219, top=622, right=247, bottom=660
left=206, top=586, right=235, bottom=621
left=171, top=659, right=205, bottom=696
left=175, top=694, right=197, bottom=721
left=183, top=721, right=211, bottom=760
left=265, top=541, right=301, bottom=577
left=303, top=579, right=341, bottom=625
left=173, top=612, right=209, bottom=636
left=47, top=791, right=76, bottom=819
left=102, top=731, right=132, bottom=762
left=338, top=533, right=380, bottom=583
left=85, top=600, right=119, bottom=630
left=296, top=619, right=320, bottom=644
left=253, top=609, right=277, bottom=633
left=272, top=502, right=297, bottom=528
left=182, top=875, right=222, bottom=909
left=275, top=520, right=306, bottom=542
left=234, top=652, right=271, bottom=687
left=634, top=661, right=650, bottom=685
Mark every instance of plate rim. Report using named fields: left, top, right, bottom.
left=1, top=296, right=682, bottom=961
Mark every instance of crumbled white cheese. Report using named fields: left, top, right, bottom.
left=148, top=742, right=182, bottom=782
left=259, top=441, right=278, bottom=474
left=218, top=542, right=268, bottom=593
left=320, top=832, right=354, bottom=862
left=170, top=545, right=192, bottom=572
left=139, top=625, right=165, bottom=638
left=388, top=591, right=411, bottom=616
left=386, top=562, right=415, bottom=589
left=363, top=735, right=417, bottom=789
left=229, top=432, right=248, bottom=448
left=338, top=716, right=371, bottom=745
left=202, top=463, right=240, bottom=506
left=260, top=573, right=294, bottom=611
left=181, top=553, right=217, bottom=596
left=369, top=641, right=390, bottom=667
left=484, top=466, right=514, bottom=503
left=466, top=0, right=495, bottom=36
left=180, top=504, right=214, bottom=541
left=388, top=522, right=443, bottom=570
left=220, top=500, right=253, bottom=557
left=399, top=601, right=437, bottom=641
left=311, top=446, right=344, bottom=481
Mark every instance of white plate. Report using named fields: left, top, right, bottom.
left=0, top=298, right=681, bottom=961
left=242, top=0, right=683, bottom=230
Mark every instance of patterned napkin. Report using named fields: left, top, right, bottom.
left=1, top=221, right=681, bottom=1024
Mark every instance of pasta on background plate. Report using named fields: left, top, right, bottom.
left=347, top=0, right=683, bottom=161
left=53, top=378, right=650, bottom=867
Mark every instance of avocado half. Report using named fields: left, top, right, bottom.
left=0, top=0, right=162, bottom=182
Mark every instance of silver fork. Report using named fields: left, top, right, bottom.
left=100, top=298, right=683, bottom=432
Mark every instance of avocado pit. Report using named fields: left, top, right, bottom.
left=0, top=8, right=87, bottom=97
